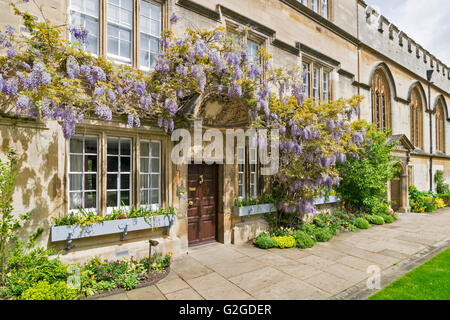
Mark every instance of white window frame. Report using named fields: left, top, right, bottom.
left=68, top=135, right=99, bottom=213
left=106, top=137, right=133, bottom=213
left=69, top=0, right=100, bottom=55
left=322, top=70, right=329, bottom=102
left=140, top=140, right=161, bottom=210
left=303, top=62, right=310, bottom=98
left=237, top=146, right=246, bottom=199
left=249, top=147, right=258, bottom=198
left=247, top=39, right=260, bottom=66
left=321, top=0, right=328, bottom=18
left=312, top=67, right=319, bottom=102
left=107, top=0, right=134, bottom=65
left=139, top=0, right=162, bottom=71
left=311, top=0, right=318, bottom=13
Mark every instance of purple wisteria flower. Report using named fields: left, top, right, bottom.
left=164, top=98, right=178, bottom=115
left=69, top=25, right=89, bottom=45
left=170, top=13, right=179, bottom=24
left=94, top=104, right=112, bottom=121
left=7, top=47, right=17, bottom=58
left=134, top=80, right=145, bottom=96
left=5, top=25, right=14, bottom=37
left=66, top=56, right=80, bottom=79
left=127, top=114, right=134, bottom=127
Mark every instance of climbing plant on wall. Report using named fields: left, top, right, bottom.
left=0, top=0, right=365, bottom=216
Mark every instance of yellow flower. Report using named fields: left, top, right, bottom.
left=31, top=277, right=35, bottom=281
left=91, top=275, right=95, bottom=280
left=168, top=252, right=173, bottom=257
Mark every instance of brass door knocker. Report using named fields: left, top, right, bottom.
left=199, top=175, right=204, bottom=185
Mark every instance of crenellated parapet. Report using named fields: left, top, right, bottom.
left=358, top=0, right=449, bottom=93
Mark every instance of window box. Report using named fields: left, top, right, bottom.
left=51, top=214, right=176, bottom=245
left=313, top=195, right=340, bottom=205
left=232, top=203, right=277, bottom=217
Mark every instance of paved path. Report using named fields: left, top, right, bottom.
left=101, top=208, right=450, bottom=300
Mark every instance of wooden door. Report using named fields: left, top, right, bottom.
left=187, top=164, right=218, bottom=246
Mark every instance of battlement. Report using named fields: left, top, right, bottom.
left=358, top=0, right=449, bottom=92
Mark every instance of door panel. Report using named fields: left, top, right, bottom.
left=187, top=164, right=218, bottom=246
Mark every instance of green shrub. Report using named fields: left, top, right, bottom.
left=312, top=228, right=333, bottom=242
left=335, top=122, right=401, bottom=215
left=92, top=280, right=117, bottom=292
left=3, top=246, right=68, bottom=298
left=435, top=171, right=450, bottom=194
left=366, top=214, right=385, bottom=225
left=273, top=236, right=296, bottom=248
left=354, top=218, right=370, bottom=229
left=21, top=281, right=78, bottom=300
left=292, top=231, right=316, bottom=249
left=253, top=232, right=276, bottom=249
left=379, top=213, right=394, bottom=224
left=341, top=221, right=358, bottom=232
left=122, top=273, right=139, bottom=291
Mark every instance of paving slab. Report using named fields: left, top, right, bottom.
left=303, top=271, right=354, bottom=295
left=126, top=285, right=166, bottom=300
left=187, top=272, right=252, bottom=300
left=165, top=288, right=205, bottom=300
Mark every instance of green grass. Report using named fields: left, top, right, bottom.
left=368, top=248, right=450, bottom=300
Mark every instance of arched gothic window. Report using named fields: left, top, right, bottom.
left=436, top=102, right=445, bottom=153
left=410, top=87, right=423, bottom=148
left=371, top=69, right=391, bottom=131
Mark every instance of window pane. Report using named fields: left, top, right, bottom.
left=141, top=158, right=149, bottom=172
left=120, top=174, right=130, bottom=189
left=121, top=157, right=131, bottom=172
left=151, top=158, right=159, bottom=172
left=107, top=191, right=117, bottom=207
left=84, top=191, right=96, bottom=208
left=70, top=136, right=83, bottom=153
left=70, top=155, right=82, bottom=172
left=69, top=174, right=82, bottom=191
left=108, top=156, right=119, bottom=172
left=70, top=192, right=82, bottom=209
left=84, top=173, right=97, bottom=191
left=120, top=139, right=131, bottom=155
left=140, top=141, right=150, bottom=156
left=107, top=174, right=118, bottom=189
left=150, top=142, right=160, bottom=157
left=140, top=174, right=149, bottom=188
left=151, top=174, right=159, bottom=189
left=85, top=155, right=97, bottom=172
left=140, top=190, right=148, bottom=205
left=107, top=137, right=119, bottom=155
left=151, top=190, right=159, bottom=204
left=85, top=137, right=97, bottom=153
left=120, top=40, right=131, bottom=59
left=120, top=191, right=130, bottom=206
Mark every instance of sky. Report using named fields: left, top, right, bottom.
left=365, top=0, right=450, bottom=66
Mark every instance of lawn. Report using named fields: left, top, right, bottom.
left=368, top=248, right=450, bottom=300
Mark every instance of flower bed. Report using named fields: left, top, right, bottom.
left=408, top=186, right=448, bottom=213
left=0, top=245, right=172, bottom=300
left=254, top=206, right=398, bottom=250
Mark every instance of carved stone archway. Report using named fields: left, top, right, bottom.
left=387, top=134, right=415, bottom=213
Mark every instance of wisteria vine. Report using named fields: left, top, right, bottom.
left=0, top=0, right=365, bottom=215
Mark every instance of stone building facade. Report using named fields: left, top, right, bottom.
left=0, top=0, right=448, bottom=263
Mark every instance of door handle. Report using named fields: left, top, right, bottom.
left=188, top=200, right=194, bottom=207
left=199, top=175, right=204, bottom=185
